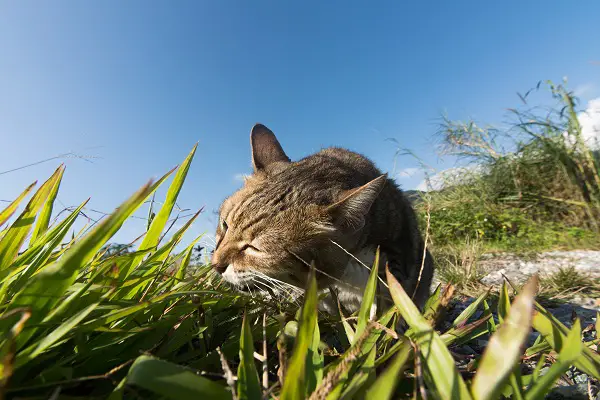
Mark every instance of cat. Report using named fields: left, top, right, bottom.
left=211, top=123, right=434, bottom=314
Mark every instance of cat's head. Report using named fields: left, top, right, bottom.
left=211, top=124, right=385, bottom=293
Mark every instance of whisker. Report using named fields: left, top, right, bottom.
left=288, top=250, right=393, bottom=306
left=254, top=272, right=303, bottom=298
left=255, top=272, right=303, bottom=293
left=252, top=278, right=275, bottom=295
left=329, top=240, right=389, bottom=289
left=254, top=275, right=300, bottom=306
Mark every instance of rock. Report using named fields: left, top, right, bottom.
left=545, top=383, right=589, bottom=399
left=573, top=374, right=589, bottom=385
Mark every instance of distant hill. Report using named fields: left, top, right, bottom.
left=403, top=189, right=425, bottom=204
left=399, top=149, right=599, bottom=206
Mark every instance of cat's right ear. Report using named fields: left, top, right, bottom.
left=250, top=123, right=290, bottom=173
left=327, top=175, right=387, bottom=231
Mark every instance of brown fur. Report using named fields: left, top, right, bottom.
left=211, top=124, right=434, bottom=309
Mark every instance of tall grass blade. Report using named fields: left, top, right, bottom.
left=10, top=198, right=89, bottom=271
left=4, top=178, right=168, bottom=348
left=498, top=280, right=511, bottom=322
left=340, top=345, right=376, bottom=399
left=17, top=302, right=100, bottom=367
left=0, top=166, right=63, bottom=270
left=307, top=319, right=323, bottom=395
left=123, top=210, right=200, bottom=299
left=532, top=302, right=600, bottom=377
left=451, top=289, right=489, bottom=328
left=365, top=337, right=412, bottom=400
left=280, top=266, right=318, bottom=400
left=0, top=199, right=89, bottom=304
left=471, top=276, right=538, bottom=400
left=0, top=182, right=36, bottom=227
left=122, top=355, right=231, bottom=399
left=30, top=164, right=64, bottom=243
left=386, top=265, right=472, bottom=400
left=355, top=247, right=379, bottom=341
left=130, top=144, right=197, bottom=276
left=524, top=320, right=583, bottom=400
left=175, top=235, right=203, bottom=282
left=237, top=312, right=261, bottom=400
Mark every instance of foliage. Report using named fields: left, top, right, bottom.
left=0, top=145, right=597, bottom=399
left=416, top=81, right=600, bottom=253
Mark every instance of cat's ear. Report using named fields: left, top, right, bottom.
left=327, top=175, right=387, bottom=230
left=250, top=123, right=290, bottom=172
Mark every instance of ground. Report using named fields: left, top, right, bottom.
left=439, top=250, right=600, bottom=399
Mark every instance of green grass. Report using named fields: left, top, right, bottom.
left=0, top=141, right=598, bottom=399
left=413, top=81, right=600, bottom=257
left=539, top=266, right=600, bottom=302
left=406, top=81, right=600, bottom=298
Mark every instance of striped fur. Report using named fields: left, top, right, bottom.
left=211, top=124, right=434, bottom=311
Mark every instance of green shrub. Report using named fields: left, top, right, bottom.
left=416, top=81, right=600, bottom=252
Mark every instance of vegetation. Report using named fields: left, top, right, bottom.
left=0, top=123, right=598, bottom=398
left=415, top=81, right=600, bottom=254
left=407, top=82, right=600, bottom=296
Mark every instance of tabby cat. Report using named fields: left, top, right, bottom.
left=211, top=124, right=434, bottom=313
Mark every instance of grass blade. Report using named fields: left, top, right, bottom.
left=524, top=320, right=583, bottom=400
left=123, top=210, right=200, bottom=299
left=0, top=166, right=64, bottom=270
left=5, top=176, right=171, bottom=348
left=0, top=199, right=89, bottom=305
left=498, top=280, right=511, bottom=322
left=281, top=266, right=318, bottom=400
left=122, top=355, right=231, bottom=399
left=175, top=235, right=203, bottom=281
left=471, top=276, right=538, bottom=400
left=237, top=312, right=261, bottom=400
left=532, top=302, right=600, bottom=377
left=17, top=302, right=100, bottom=367
left=355, top=247, right=379, bottom=341
left=340, top=345, right=376, bottom=399
left=451, top=289, right=490, bottom=328
left=0, top=182, right=36, bottom=227
left=365, top=337, right=412, bottom=400
left=30, top=164, right=64, bottom=243
left=386, top=265, right=472, bottom=400
left=307, top=319, right=323, bottom=395
left=130, top=144, right=197, bottom=276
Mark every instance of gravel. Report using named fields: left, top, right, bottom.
left=438, top=250, right=600, bottom=398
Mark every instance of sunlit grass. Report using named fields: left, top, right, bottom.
left=0, top=142, right=597, bottom=399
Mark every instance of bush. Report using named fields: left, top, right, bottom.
left=416, top=81, right=600, bottom=252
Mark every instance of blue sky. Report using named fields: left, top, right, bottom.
left=1, top=1, right=599, bottom=249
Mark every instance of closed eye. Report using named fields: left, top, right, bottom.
left=241, top=244, right=261, bottom=252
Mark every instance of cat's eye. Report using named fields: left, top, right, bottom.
left=241, top=244, right=260, bottom=253
left=220, top=219, right=228, bottom=232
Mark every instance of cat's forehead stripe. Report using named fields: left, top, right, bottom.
left=229, top=182, right=284, bottom=225
left=228, top=189, right=260, bottom=224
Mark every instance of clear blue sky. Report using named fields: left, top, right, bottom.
left=1, top=1, right=599, bottom=248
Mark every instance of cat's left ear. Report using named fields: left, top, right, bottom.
left=327, top=175, right=387, bottom=230
left=250, top=123, right=290, bottom=173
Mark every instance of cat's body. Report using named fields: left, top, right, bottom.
left=211, top=124, right=434, bottom=313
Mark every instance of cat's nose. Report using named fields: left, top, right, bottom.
left=212, top=262, right=228, bottom=274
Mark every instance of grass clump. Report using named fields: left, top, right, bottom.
left=0, top=139, right=598, bottom=399
left=415, top=80, right=600, bottom=255
left=434, top=238, right=485, bottom=292
left=539, top=266, right=600, bottom=301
